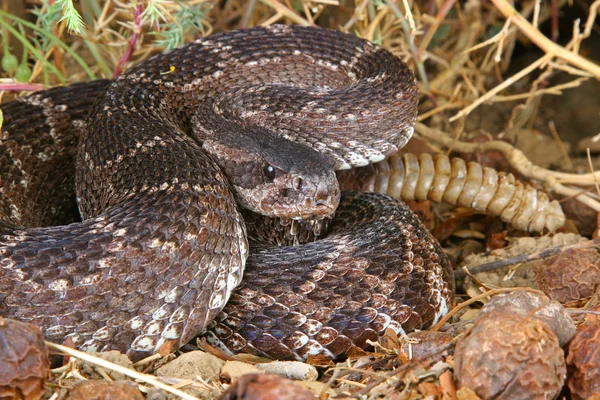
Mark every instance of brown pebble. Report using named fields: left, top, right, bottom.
left=567, top=322, right=600, bottom=399
left=0, top=318, right=50, bottom=400
left=455, top=313, right=566, bottom=400
left=536, top=248, right=600, bottom=305
left=221, top=373, right=315, bottom=400
left=65, top=380, right=144, bottom=400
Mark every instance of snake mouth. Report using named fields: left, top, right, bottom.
left=291, top=201, right=338, bottom=220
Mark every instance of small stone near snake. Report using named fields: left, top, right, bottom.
left=64, top=381, right=144, bottom=400
left=473, top=291, right=575, bottom=347
left=0, top=318, right=49, bottom=400
left=566, top=321, right=600, bottom=400
left=75, top=350, right=132, bottom=381
left=155, top=351, right=224, bottom=382
left=296, top=381, right=337, bottom=398
left=255, top=361, right=317, bottom=381
left=220, top=361, right=262, bottom=382
left=221, top=373, right=315, bottom=400
left=455, top=313, right=566, bottom=400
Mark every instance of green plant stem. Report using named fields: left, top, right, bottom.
left=82, top=39, right=112, bottom=77
left=0, top=19, right=66, bottom=83
left=0, top=9, right=96, bottom=80
left=385, top=0, right=430, bottom=93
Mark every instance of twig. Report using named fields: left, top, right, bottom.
left=490, top=0, right=600, bottom=78
left=587, top=148, right=600, bottom=198
left=46, top=342, right=202, bottom=400
left=568, top=309, right=600, bottom=316
left=449, top=53, right=552, bottom=121
left=454, top=238, right=600, bottom=279
left=0, top=82, right=45, bottom=92
left=491, top=76, right=588, bottom=102
left=112, top=3, right=145, bottom=78
left=258, top=0, right=312, bottom=26
left=385, top=0, right=430, bottom=92
left=549, top=120, right=573, bottom=170
left=430, top=287, right=547, bottom=331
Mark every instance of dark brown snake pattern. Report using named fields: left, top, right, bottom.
left=0, top=25, right=454, bottom=362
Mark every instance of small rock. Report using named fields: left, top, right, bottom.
left=567, top=322, right=600, bottom=399
left=256, top=361, right=317, bottom=381
left=296, top=381, right=336, bottom=398
left=65, top=381, right=144, bottom=400
left=221, top=373, right=315, bottom=400
left=76, top=350, right=133, bottom=381
left=474, top=291, right=575, bottom=346
left=0, top=318, right=49, bottom=400
left=156, top=351, right=224, bottom=382
left=220, top=361, right=262, bottom=382
left=455, top=313, right=566, bottom=400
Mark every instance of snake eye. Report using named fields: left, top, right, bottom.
left=264, top=165, right=277, bottom=180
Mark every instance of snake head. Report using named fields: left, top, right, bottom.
left=201, top=126, right=340, bottom=220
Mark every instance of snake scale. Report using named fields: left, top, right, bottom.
left=0, top=25, right=454, bottom=362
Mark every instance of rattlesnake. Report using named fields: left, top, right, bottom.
left=0, top=24, right=453, bottom=361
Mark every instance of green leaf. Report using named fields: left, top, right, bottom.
left=56, top=0, right=85, bottom=34
left=0, top=10, right=95, bottom=80
left=2, top=53, right=18, bottom=74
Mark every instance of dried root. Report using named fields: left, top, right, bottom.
left=337, top=152, right=565, bottom=232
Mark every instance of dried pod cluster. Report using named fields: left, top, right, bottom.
left=0, top=318, right=50, bottom=400
left=536, top=248, right=600, bottom=305
left=567, top=322, right=600, bottom=399
left=337, top=152, right=565, bottom=232
left=455, top=315, right=566, bottom=399
left=473, top=291, right=576, bottom=346
left=454, top=292, right=573, bottom=399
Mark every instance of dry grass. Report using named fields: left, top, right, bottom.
left=2, top=0, right=600, bottom=398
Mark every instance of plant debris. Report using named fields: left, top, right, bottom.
left=1, top=0, right=600, bottom=399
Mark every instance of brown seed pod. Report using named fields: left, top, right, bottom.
left=0, top=318, right=50, bottom=400
left=536, top=248, right=600, bottom=305
left=65, top=381, right=144, bottom=400
left=566, top=322, right=600, bottom=400
left=454, top=313, right=566, bottom=400
left=222, top=373, right=315, bottom=400
left=473, top=291, right=576, bottom=347
left=337, top=152, right=565, bottom=232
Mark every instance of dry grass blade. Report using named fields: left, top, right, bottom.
left=1, top=0, right=599, bottom=398
left=491, top=0, right=600, bottom=78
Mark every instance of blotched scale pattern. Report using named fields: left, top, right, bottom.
left=202, top=193, right=453, bottom=360
left=0, top=80, right=110, bottom=228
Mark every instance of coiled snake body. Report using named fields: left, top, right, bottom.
left=0, top=25, right=453, bottom=361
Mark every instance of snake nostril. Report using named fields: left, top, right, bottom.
left=293, top=177, right=303, bottom=191
left=315, top=184, right=329, bottom=204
